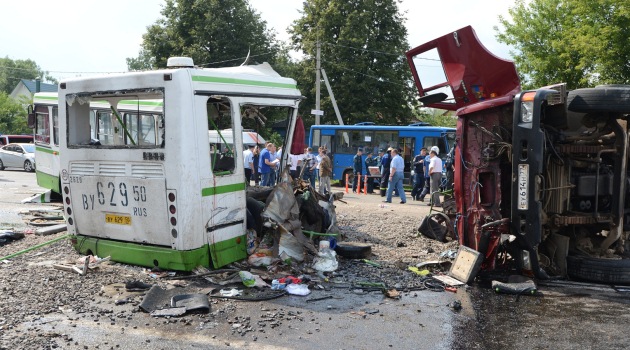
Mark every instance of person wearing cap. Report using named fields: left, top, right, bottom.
left=384, top=148, right=407, bottom=204
left=365, top=150, right=378, bottom=194
left=352, top=148, right=364, bottom=193
left=428, top=149, right=443, bottom=206
left=243, top=144, right=254, bottom=186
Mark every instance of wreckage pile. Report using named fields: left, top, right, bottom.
left=0, top=176, right=461, bottom=349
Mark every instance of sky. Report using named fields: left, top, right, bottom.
left=0, top=0, right=515, bottom=82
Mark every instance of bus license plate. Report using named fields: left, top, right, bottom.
left=105, top=213, right=132, bottom=225
left=518, top=164, right=529, bottom=210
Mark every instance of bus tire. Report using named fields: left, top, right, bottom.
left=567, top=86, right=630, bottom=113
left=566, top=255, right=630, bottom=284
left=341, top=169, right=354, bottom=188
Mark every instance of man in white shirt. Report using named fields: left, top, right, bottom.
left=289, top=153, right=300, bottom=179
left=384, top=148, right=407, bottom=204
left=243, top=144, right=254, bottom=186
left=428, top=149, right=443, bottom=206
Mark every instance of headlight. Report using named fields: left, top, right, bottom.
left=520, top=101, right=533, bottom=123
left=519, top=91, right=536, bottom=123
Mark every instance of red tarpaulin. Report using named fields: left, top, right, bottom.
left=290, top=116, right=305, bottom=154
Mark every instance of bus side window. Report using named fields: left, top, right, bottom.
left=97, top=111, right=114, bottom=145
left=207, top=97, right=235, bottom=175
left=34, top=105, right=49, bottom=144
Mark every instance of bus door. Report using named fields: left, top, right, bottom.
left=200, top=95, right=248, bottom=268
left=34, top=104, right=61, bottom=192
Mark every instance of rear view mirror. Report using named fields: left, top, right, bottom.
left=27, top=113, right=36, bottom=129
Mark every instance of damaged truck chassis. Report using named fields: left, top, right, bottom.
left=408, top=26, right=630, bottom=284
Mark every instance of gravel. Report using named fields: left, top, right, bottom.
left=0, top=191, right=457, bottom=349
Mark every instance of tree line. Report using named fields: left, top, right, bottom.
left=2, top=0, right=629, bottom=135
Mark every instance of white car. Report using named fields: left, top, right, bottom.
left=0, top=143, right=36, bottom=172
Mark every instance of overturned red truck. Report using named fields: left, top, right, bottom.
left=408, top=26, right=630, bottom=284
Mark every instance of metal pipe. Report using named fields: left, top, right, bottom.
left=0, top=234, right=70, bottom=261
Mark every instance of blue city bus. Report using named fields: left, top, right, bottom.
left=308, top=124, right=456, bottom=186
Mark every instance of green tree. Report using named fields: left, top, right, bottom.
left=289, top=0, right=414, bottom=127
left=412, top=108, right=456, bottom=128
left=0, top=92, right=29, bottom=134
left=126, top=49, right=156, bottom=71
left=129, top=0, right=281, bottom=69
left=0, top=57, right=56, bottom=94
left=496, top=0, right=630, bottom=89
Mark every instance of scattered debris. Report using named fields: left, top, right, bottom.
left=286, top=284, right=311, bottom=296
left=448, top=300, right=462, bottom=311
left=492, top=276, right=537, bottom=296
left=171, top=294, right=210, bottom=313
left=125, top=281, right=153, bottom=292
left=35, top=224, right=67, bottom=236
left=0, top=231, right=25, bottom=246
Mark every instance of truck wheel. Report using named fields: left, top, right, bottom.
left=566, top=255, right=630, bottom=284
left=567, top=86, right=630, bottom=113
left=341, top=169, right=354, bottom=188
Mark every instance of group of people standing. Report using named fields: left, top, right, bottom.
left=410, top=146, right=443, bottom=206
left=351, top=145, right=444, bottom=207
left=243, top=143, right=333, bottom=196
left=243, top=142, right=281, bottom=187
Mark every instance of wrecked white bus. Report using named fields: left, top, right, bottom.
left=59, top=57, right=301, bottom=270
left=409, top=26, right=630, bottom=284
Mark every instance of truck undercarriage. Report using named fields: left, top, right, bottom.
left=408, top=26, right=630, bottom=284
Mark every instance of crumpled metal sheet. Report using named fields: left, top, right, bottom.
left=262, top=180, right=299, bottom=223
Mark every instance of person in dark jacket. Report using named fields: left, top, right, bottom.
left=380, top=147, right=392, bottom=197
left=352, top=148, right=363, bottom=193
left=410, top=147, right=427, bottom=201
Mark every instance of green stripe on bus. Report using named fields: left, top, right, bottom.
left=35, top=95, right=58, bottom=101
left=192, top=75, right=297, bottom=89
left=201, top=183, right=246, bottom=196
left=73, top=235, right=211, bottom=271
left=36, top=171, right=60, bottom=193
left=35, top=146, right=58, bottom=155
left=209, top=234, right=247, bottom=268
left=119, top=100, right=164, bottom=106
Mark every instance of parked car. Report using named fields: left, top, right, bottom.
left=0, top=143, right=36, bottom=172
left=0, top=135, right=34, bottom=145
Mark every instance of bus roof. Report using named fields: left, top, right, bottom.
left=60, top=61, right=302, bottom=99
left=309, top=124, right=455, bottom=132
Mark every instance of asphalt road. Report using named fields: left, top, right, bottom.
left=2, top=170, right=630, bottom=349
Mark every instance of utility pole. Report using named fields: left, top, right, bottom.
left=315, top=40, right=321, bottom=125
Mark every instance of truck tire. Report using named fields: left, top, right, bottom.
left=566, top=255, right=630, bottom=284
left=334, top=242, right=372, bottom=259
left=567, top=85, right=630, bottom=113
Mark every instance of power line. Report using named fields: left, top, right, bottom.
left=320, top=58, right=411, bottom=87
left=196, top=51, right=276, bottom=67
left=321, top=41, right=441, bottom=62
